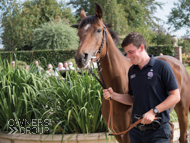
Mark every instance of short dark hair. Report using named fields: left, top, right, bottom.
left=121, top=32, right=147, bottom=50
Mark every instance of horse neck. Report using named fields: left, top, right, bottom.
left=100, top=32, right=131, bottom=89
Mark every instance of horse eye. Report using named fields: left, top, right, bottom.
left=97, top=29, right=101, bottom=33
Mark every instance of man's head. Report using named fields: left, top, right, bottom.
left=12, top=61, right=15, bottom=66
left=58, top=62, right=63, bottom=69
left=64, top=62, right=68, bottom=68
left=121, top=32, right=147, bottom=50
left=12, top=61, right=15, bottom=69
left=68, top=62, right=73, bottom=67
left=121, top=32, right=148, bottom=65
left=25, top=65, right=30, bottom=70
left=47, top=64, right=53, bottom=70
left=34, top=60, right=39, bottom=66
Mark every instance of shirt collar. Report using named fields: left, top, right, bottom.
left=133, top=55, right=155, bottom=69
left=147, top=55, right=155, bottom=67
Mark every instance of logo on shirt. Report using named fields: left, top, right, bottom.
left=130, top=74, right=136, bottom=79
left=147, top=69, right=153, bottom=79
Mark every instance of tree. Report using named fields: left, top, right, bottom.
left=68, top=0, right=163, bottom=30
left=1, top=0, right=77, bottom=51
left=1, top=1, right=26, bottom=51
left=32, top=19, right=79, bottom=50
left=0, top=0, right=16, bottom=48
left=0, top=0, right=12, bottom=12
left=116, top=0, right=163, bottom=28
left=68, top=0, right=128, bottom=34
left=167, top=0, right=190, bottom=31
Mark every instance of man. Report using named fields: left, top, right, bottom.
left=34, top=60, right=44, bottom=72
left=68, top=62, right=75, bottom=70
left=46, top=64, right=55, bottom=77
left=25, top=65, right=30, bottom=71
left=63, top=62, right=69, bottom=70
left=12, top=61, right=15, bottom=70
left=55, top=62, right=65, bottom=77
left=103, top=32, right=180, bottom=143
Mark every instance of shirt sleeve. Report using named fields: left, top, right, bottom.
left=161, top=61, right=179, bottom=91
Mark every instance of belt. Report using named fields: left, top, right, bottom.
left=135, top=122, right=167, bottom=131
left=135, top=124, right=154, bottom=131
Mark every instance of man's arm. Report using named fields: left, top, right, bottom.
left=103, top=87, right=133, bottom=105
left=155, top=88, right=180, bottom=114
left=141, top=88, right=180, bottom=124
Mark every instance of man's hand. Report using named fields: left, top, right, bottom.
left=103, top=87, right=114, bottom=100
left=141, top=109, right=156, bottom=125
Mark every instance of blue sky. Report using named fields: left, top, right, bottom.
left=0, top=0, right=187, bottom=49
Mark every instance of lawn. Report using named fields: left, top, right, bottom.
left=186, top=66, right=190, bottom=75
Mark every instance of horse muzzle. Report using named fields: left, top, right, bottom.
left=75, top=53, right=91, bottom=69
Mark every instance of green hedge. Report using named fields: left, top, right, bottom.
left=119, top=45, right=175, bottom=57
left=147, top=45, right=175, bottom=56
left=0, top=44, right=175, bottom=69
left=0, top=49, right=76, bottom=68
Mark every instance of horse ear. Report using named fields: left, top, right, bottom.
left=95, top=3, right=103, bottom=19
left=80, top=9, right=86, bottom=21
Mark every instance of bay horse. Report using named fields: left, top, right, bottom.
left=74, top=3, right=190, bottom=143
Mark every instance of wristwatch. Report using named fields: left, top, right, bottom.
left=153, top=107, right=159, bottom=114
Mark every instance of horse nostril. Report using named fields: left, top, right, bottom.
left=82, top=53, right=88, bottom=62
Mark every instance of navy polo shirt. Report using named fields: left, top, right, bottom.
left=128, top=55, right=178, bottom=123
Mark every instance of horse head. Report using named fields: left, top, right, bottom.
left=75, top=3, right=108, bottom=69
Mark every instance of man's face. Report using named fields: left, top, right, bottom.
left=58, top=64, right=62, bottom=68
left=12, top=62, right=15, bottom=66
left=47, top=65, right=52, bottom=69
left=124, top=43, right=142, bottom=65
left=34, top=61, right=38, bottom=65
left=64, top=63, right=68, bottom=68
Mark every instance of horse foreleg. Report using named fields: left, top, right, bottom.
left=114, top=135, right=122, bottom=143
left=169, top=121, right=174, bottom=143
left=122, top=133, right=130, bottom=143
left=175, top=103, right=189, bottom=143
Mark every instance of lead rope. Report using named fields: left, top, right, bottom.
left=89, top=67, right=159, bottom=135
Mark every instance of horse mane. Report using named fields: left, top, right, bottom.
left=78, top=15, right=121, bottom=43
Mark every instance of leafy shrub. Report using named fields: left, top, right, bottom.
left=17, top=61, right=27, bottom=69
left=178, top=39, right=190, bottom=54
left=182, top=53, right=188, bottom=64
left=150, top=32, right=172, bottom=46
left=125, top=25, right=156, bottom=47
left=32, top=19, right=79, bottom=50
left=182, top=53, right=190, bottom=66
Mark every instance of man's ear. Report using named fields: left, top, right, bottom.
left=140, top=44, right=145, bottom=51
